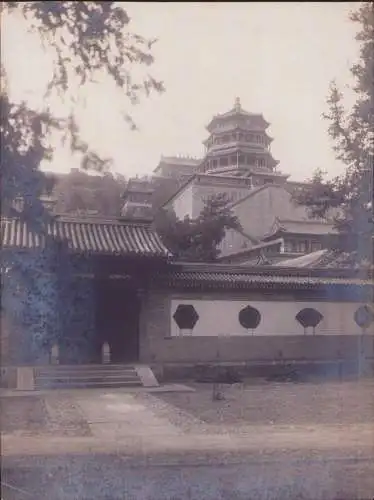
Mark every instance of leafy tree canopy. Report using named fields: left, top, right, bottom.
left=154, top=193, right=242, bottom=262
left=1, top=2, right=164, bottom=362
left=1, top=1, right=164, bottom=225
left=52, top=169, right=127, bottom=216
left=293, top=1, right=373, bottom=258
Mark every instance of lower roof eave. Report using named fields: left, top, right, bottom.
left=153, top=281, right=373, bottom=292
left=2, top=246, right=171, bottom=260
left=152, top=272, right=373, bottom=290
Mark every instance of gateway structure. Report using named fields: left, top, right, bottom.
left=1, top=211, right=373, bottom=385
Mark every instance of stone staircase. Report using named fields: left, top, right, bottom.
left=33, top=364, right=158, bottom=390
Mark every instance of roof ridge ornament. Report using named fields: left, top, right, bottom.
left=235, top=97, right=241, bottom=112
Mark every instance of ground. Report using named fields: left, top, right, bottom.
left=1, top=379, right=374, bottom=499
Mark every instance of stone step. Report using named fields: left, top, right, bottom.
left=33, top=364, right=143, bottom=389
left=36, top=373, right=139, bottom=383
left=34, top=378, right=143, bottom=389
left=35, top=364, right=137, bottom=372
left=34, top=367, right=136, bottom=375
left=31, top=364, right=158, bottom=390
left=34, top=374, right=142, bottom=388
left=36, top=368, right=137, bottom=377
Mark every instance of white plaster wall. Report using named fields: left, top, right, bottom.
left=170, top=299, right=374, bottom=337
left=191, top=183, right=250, bottom=219
left=234, top=184, right=311, bottom=239
left=171, top=184, right=194, bottom=219
left=218, top=228, right=253, bottom=257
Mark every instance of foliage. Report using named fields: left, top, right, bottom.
left=2, top=1, right=163, bottom=219
left=1, top=2, right=163, bottom=362
left=53, top=169, right=127, bottom=216
left=154, top=193, right=242, bottom=261
left=293, top=1, right=373, bottom=258
left=150, top=176, right=184, bottom=211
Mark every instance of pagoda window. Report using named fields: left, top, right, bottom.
left=230, top=155, right=237, bottom=166
left=291, top=240, right=308, bottom=253
left=311, top=241, right=322, bottom=252
left=245, top=134, right=251, bottom=142
left=299, top=240, right=308, bottom=253
left=212, top=159, right=218, bottom=168
left=284, top=240, right=293, bottom=253
left=220, top=157, right=228, bottom=166
left=238, top=154, right=245, bottom=164
left=222, top=135, right=230, bottom=143
left=290, top=240, right=298, bottom=253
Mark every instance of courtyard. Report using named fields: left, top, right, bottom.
left=1, top=379, right=374, bottom=499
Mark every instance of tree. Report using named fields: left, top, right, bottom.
left=154, top=193, right=242, bottom=262
left=1, top=2, right=163, bottom=363
left=2, top=2, right=163, bottom=220
left=293, top=1, right=373, bottom=261
left=150, top=176, right=185, bottom=211
left=53, top=169, right=127, bottom=216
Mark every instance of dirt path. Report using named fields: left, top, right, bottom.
left=2, top=381, right=374, bottom=499
left=2, top=384, right=374, bottom=460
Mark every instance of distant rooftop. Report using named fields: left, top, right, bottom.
left=159, top=155, right=201, bottom=165
left=275, top=248, right=374, bottom=270
left=219, top=97, right=262, bottom=118
left=1, top=216, right=170, bottom=258
left=207, top=97, right=270, bottom=128
left=153, top=155, right=202, bottom=173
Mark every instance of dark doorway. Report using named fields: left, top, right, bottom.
left=95, top=279, right=140, bottom=363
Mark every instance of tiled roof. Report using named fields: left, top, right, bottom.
left=276, top=249, right=374, bottom=270
left=211, top=107, right=268, bottom=125
left=1, top=217, right=170, bottom=258
left=218, top=238, right=284, bottom=263
left=281, top=221, right=335, bottom=235
left=157, top=270, right=372, bottom=289
left=156, top=156, right=201, bottom=167
left=274, top=249, right=328, bottom=268
left=267, top=218, right=336, bottom=237
left=154, top=263, right=373, bottom=290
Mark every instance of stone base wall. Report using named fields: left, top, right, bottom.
left=144, top=334, right=374, bottom=365
left=153, top=360, right=374, bottom=383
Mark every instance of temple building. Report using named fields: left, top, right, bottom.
left=1, top=98, right=372, bottom=390
left=153, top=98, right=337, bottom=264
left=1, top=210, right=373, bottom=387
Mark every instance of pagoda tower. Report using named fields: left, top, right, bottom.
left=199, top=98, right=287, bottom=185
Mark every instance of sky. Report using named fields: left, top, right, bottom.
left=2, top=2, right=360, bottom=181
